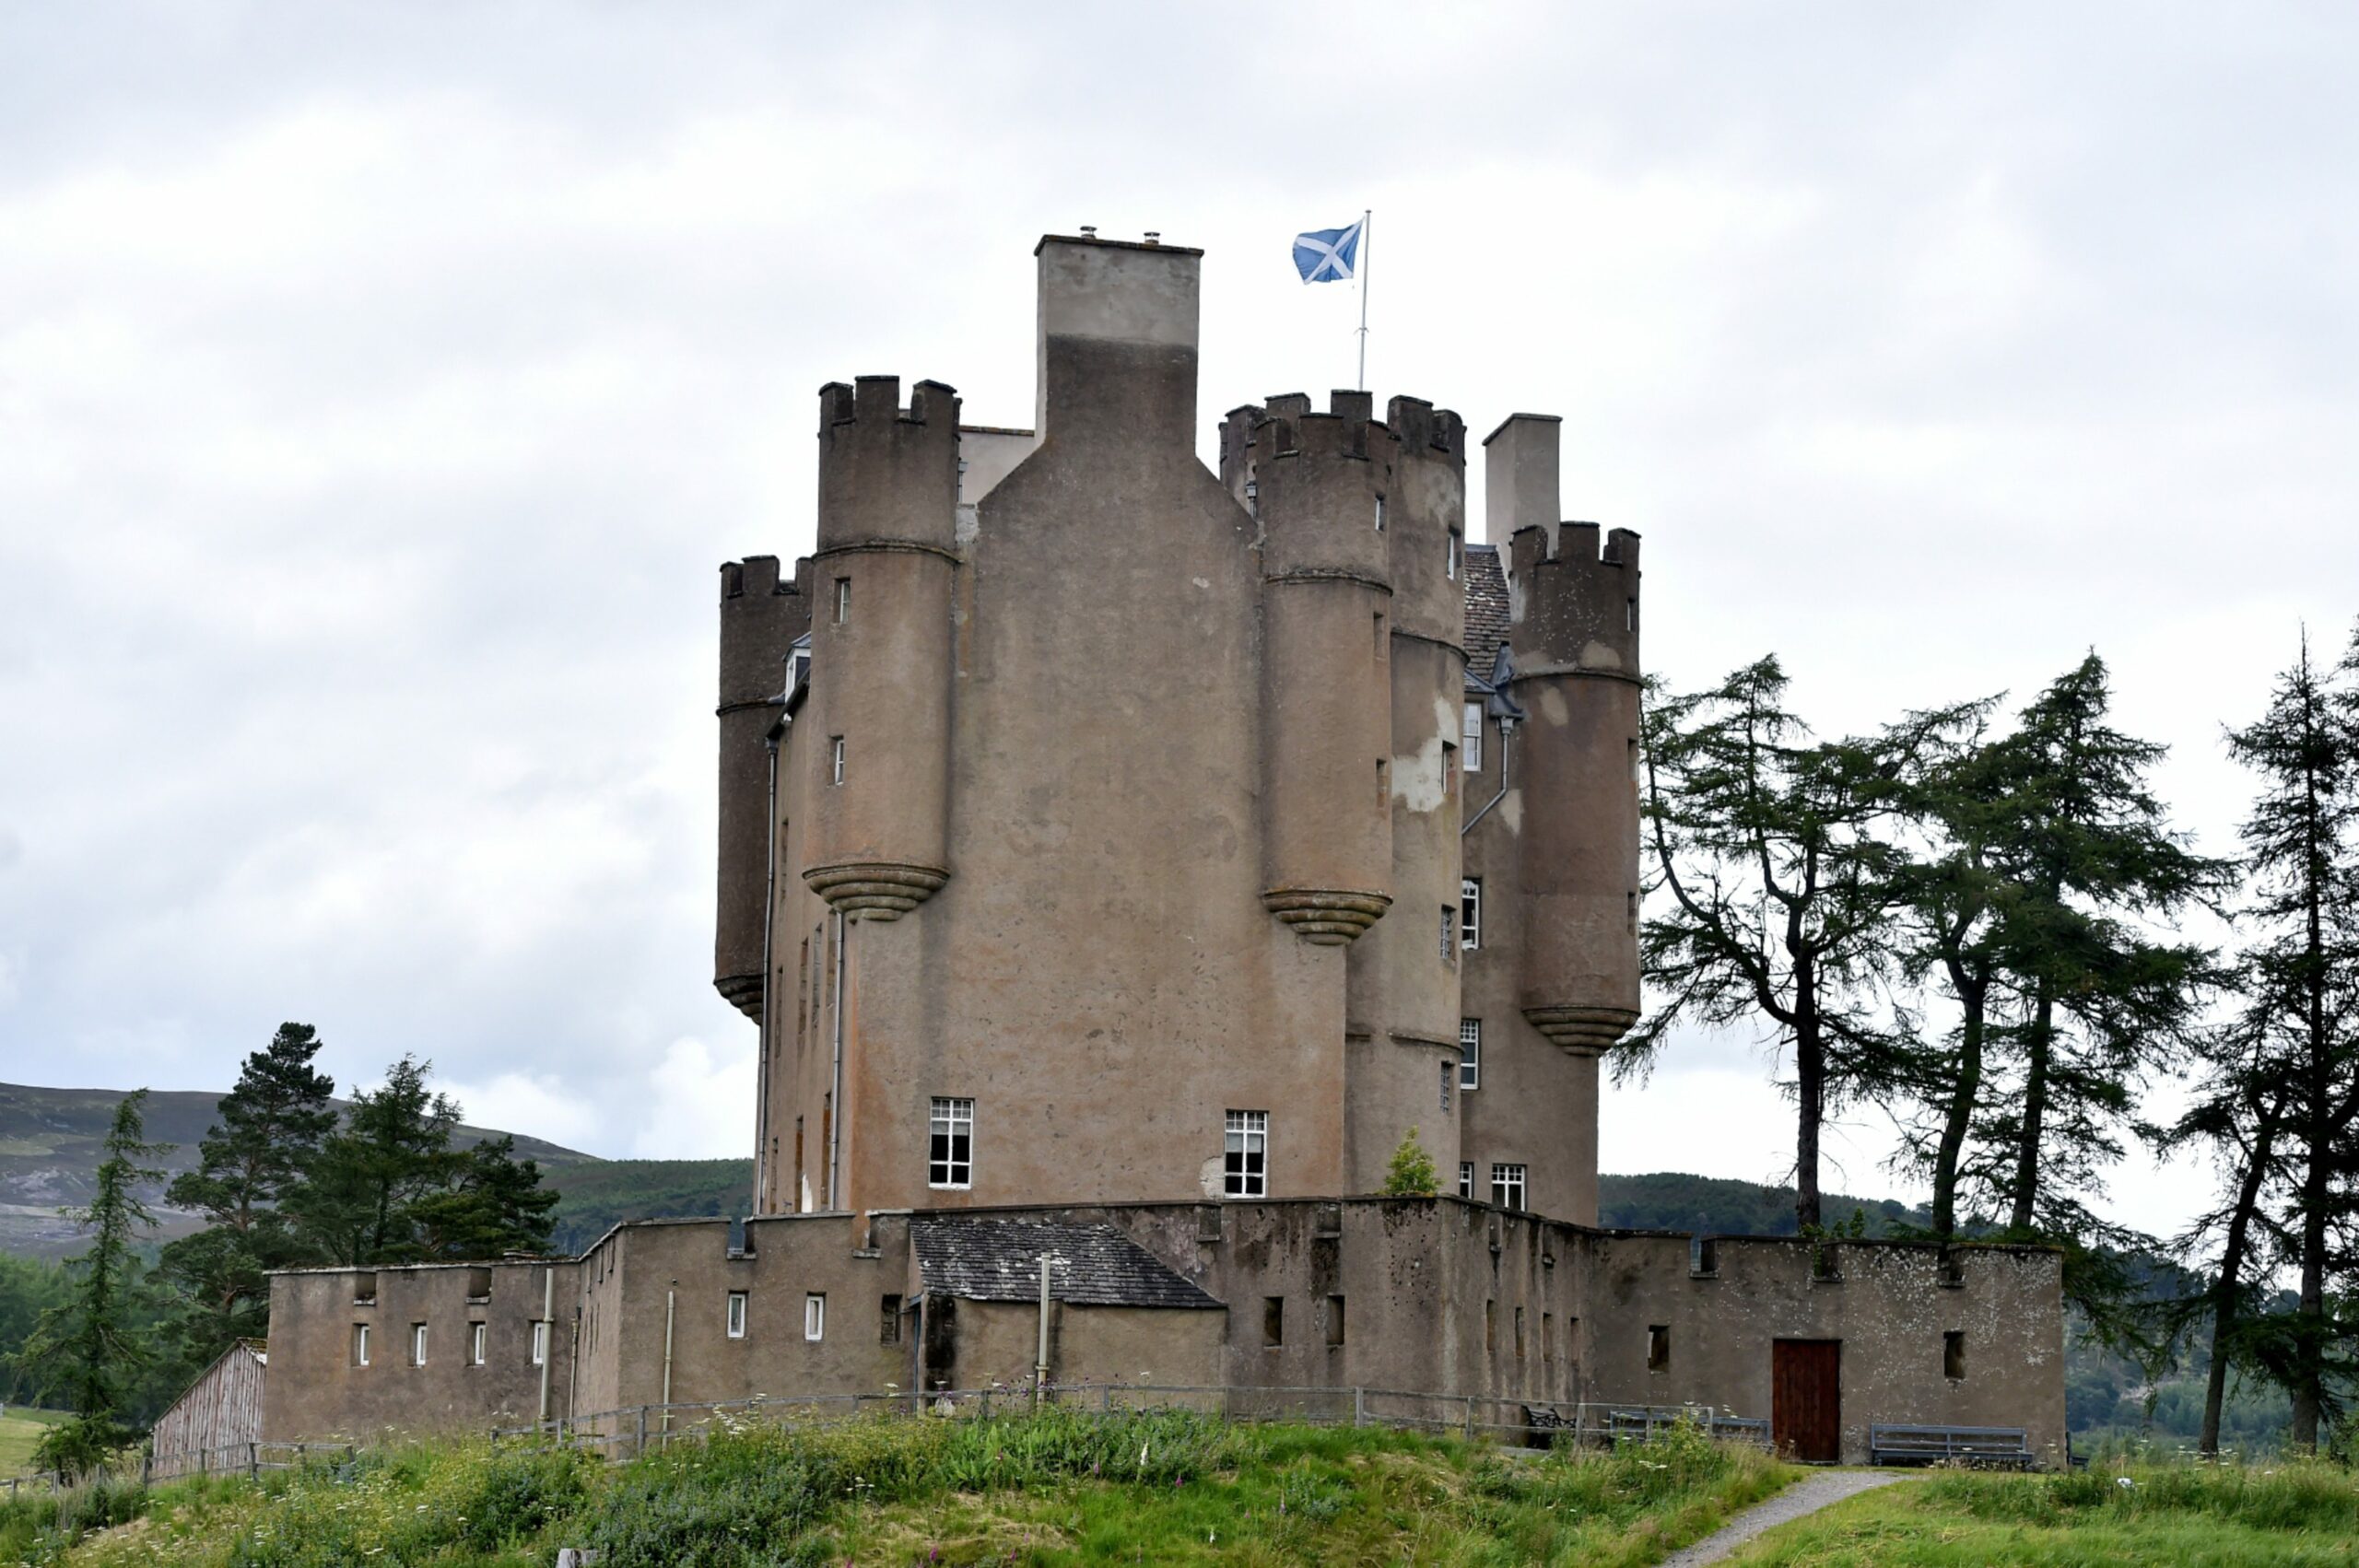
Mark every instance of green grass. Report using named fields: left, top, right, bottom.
left=0, top=1409, right=68, bottom=1477
left=0, top=1410, right=1795, bottom=1567
left=1726, top=1459, right=2359, bottom=1566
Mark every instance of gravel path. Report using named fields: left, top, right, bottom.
left=1656, top=1469, right=1906, bottom=1566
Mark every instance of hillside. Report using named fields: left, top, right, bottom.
left=0, top=1083, right=597, bottom=1260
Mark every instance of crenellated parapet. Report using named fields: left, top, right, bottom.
left=801, top=377, right=960, bottom=921
left=1507, top=521, right=1641, bottom=682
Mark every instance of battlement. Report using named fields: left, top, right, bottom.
left=1507, top=522, right=1642, bottom=675
left=816, top=377, right=962, bottom=554
left=719, top=554, right=800, bottom=603
left=1385, top=396, right=1467, bottom=462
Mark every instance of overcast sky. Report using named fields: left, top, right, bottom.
left=3, top=4, right=2353, bottom=1240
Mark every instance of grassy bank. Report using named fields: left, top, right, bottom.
left=1729, top=1459, right=2359, bottom=1566
left=0, top=1410, right=67, bottom=1479
left=0, top=1409, right=1792, bottom=1567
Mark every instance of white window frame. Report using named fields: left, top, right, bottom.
left=928, top=1096, right=975, bottom=1190
left=1374, top=496, right=1386, bottom=532
left=353, top=1323, right=370, bottom=1367
left=1490, top=1163, right=1527, bottom=1212
left=530, top=1320, right=547, bottom=1367
left=727, top=1291, right=748, bottom=1340
left=1457, top=1162, right=1473, bottom=1200
left=410, top=1323, right=428, bottom=1367
left=1460, top=1018, right=1482, bottom=1090
left=829, top=737, right=845, bottom=785
left=1462, top=701, right=1484, bottom=770
left=1447, top=532, right=1461, bottom=579
left=469, top=1322, right=486, bottom=1366
left=804, top=1293, right=827, bottom=1342
left=1224, top=1109, right=1268, bottom=1199
left=1461, top=878, right=1482, bottom=950
left=834, top=576, right=850, bottom=624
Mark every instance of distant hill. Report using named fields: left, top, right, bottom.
left=0, top=1083, right=598, bottom=1260
left=546, top=1159, right=753, bottom=1254
left=1597, top=1173, right=1932, bottom=1237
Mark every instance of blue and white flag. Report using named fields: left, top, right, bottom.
left=1292, top=218, right=1364, bottom=283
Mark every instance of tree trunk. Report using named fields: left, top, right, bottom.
left=2291, top=1122, right=2328, bottom=1452
left=1793, top=961, right=1825, bottom=1232
left=2009, top=988, right=2053, bottom=1234
left=1931, top=962, right=1985, bottom=1241
left=2201, top=1112, right=2275, bottom=1457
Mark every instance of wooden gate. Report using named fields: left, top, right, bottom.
left=1771, top=1339, right=1841, bottom=1462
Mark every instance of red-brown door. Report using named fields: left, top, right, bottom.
left=1772, top=1340, right=1841, bottom=1461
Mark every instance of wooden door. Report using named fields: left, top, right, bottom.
left=1772, top=1339, right=1841, bottom=1462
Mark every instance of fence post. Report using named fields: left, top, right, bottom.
left=247, top=1442, right=258, bottom=1481
left=635, top=1406, right=648, bottom=1459
left=1353, top=1387, right=1366, bottom=1428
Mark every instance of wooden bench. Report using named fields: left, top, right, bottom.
left=1870, top=1422, right=2036, bottom=1469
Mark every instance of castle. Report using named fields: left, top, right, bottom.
left=247, top=235, right=2066, bottom=1467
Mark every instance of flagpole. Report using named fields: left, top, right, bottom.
left=1356, top=209, right=1372, bottom=392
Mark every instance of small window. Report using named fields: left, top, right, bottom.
left=1447, top=532, right=1461, bottom=580
left=727, top=1291, right=748, bottom=1340
left=1326, top=1295, right=1346, bottom=1347
left=1224, top=1110, right=1269, bottom=1198
left=1457, top=1161, right=1473, bottom=1199
left=1374, top=496, right=1386, bottom=532
left=880, top=1293, right=903, bottom=1344
left=834, top=577, right=850, bottom=624
left=352, top=1271, right=377, bottom=1306
left=1626, top=596, right=1637, bottom=633
left=1541, top=1311, right=1555, bottom=1363
left=929, top=1097, right=975, bottom=1189
left=530, top=1320, right=547, bottom=1367
left=410, top=1323, right=428, bottom=1367
left=1459, top=1019, right=1482, bottom=1090
left=1648, top=1325, right=1670, bottom=1372
left=469, top=1322, right=487, bottom=1365
left=1438, top=1059, right=1452, bottom=1114
left=464, top=1267, right=491, bottom=1301
left=1440, top=905, right=1454, bottom=960
left=1485, top=1299, right=1496, bottom=1353
left=1692, top=1237, right=1719, bottom=1276
left=1245, top=478, right=1259, bottom=515
left=1944, top=1330, right=1966, bottom=1380
left=1490, top=1162, right=1526, bottom=1211
left=1262, top=1296, right=1285, bottom=1348
left=1461, top=879, right=1482, bottom=950
left=1442, top=739, right=1457, bottom=801
left=829, top=737, right=845, bottom=785
left=1515, top=1305, right=1526, bottom=1359
left=804, top=1293, right=827, bottom=1341
left=352, top=1323, right=370, bottom=1367
left=1462, top=701, right=1483, bottom=770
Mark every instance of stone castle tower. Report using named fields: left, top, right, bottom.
left=714, top=234, right=1640, bottom=1225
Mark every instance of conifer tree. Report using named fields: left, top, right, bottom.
left=18, top=1092, right=169, bottom=1474
left=1379, top=1128, right=1441, bottom=1199
left=2215, top=626, right=2359, bottom=1451
left=413, top=1135, right=561, bottom=1258
left=285, top=1056, right=460, bottom=1266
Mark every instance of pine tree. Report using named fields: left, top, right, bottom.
left=285, top=1056, right=460, bottom=1266
left=1637, top=657, right=1968, bottom=1229
left=2216, top=626, right=2359, bottom=1452
left=1380, top=1128, right=1441, bottom=1198
left=18, top=1092, right=169, bottom=1474
left=413, top=1135, right=561, bottom=1258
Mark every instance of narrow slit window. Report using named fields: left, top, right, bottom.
left=1262, top=1296, right=1285, bottom=1347
left=804, top=1293, right=827, bottom=1342
left=1944, top=1330, right=1966, bottom=1380
left=1376, top=758, right=1389, bottom=809
left=1440, top=905, right=1454, bottom=961
left=1462, top=701, right=1483, bottom=770
left=469, top=1322, right=487, bottom=1365
left=1224, top=1109, right=1269, bottom=1198
left=1490, top=1162, right=1526, bottom=1211
left=929, top=1096, right=975, bottom=1189
left=1326, top=1295, right=1345, bottom=1347
left=829, top=737, right=845, bottom=785
left=834, top=577, right=850, bottom=624
left=352, top=1324, right=370, bottom=1367
left=1438, top=1059, right=1452, bottom=1114
left=1515, top=1305, right=1526, bottom=1359
left=1485, top=1300, right=1496, bottom=1353
left=1374, top=495, right=1386, bottom=532
left=880, top=1294, right=902, bottom=1344
left=1448, top=532, right=1461, bottom=579
left=1461, top=879, right=1482, bottom=950
left=726, top=1291, right=748, bottom=1340
left=1443, top=740, right=1458, bottom=801
left=530, top=1320, right=547, bottom=1366
left=410, top=1323, right=428, bottom=1367
left=1459, top=1018, right=1482, bottom=1090
left=1542, top=1312, right=1555, bottom=1363
left=1648, top=1325, right=1670, bottom=1372
left=1626, top=596, right=1637, bottom=632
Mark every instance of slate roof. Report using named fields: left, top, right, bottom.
left=1464, top=544, right=1510, bottom=689
left=910, top=1219, right=1223, bottom=1310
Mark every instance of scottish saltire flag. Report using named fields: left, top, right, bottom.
left=1293, top=217, right=1364, bottom=283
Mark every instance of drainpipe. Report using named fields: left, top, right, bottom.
left=1033, top=1255, right=1051, bottom=1410
left=567, top=1305, right=580, bottom=1426
left=754, top=732, right=780, bottom=1212
left=661, top=1281, right=676, bottom=1435
left=827, top=908, right=846, bottom=1210
left=535, top=1265, right=554, bottom=1429
left=1461, top=718, right=1517, bottom=836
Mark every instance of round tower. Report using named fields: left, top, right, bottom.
left=714, top=555, right=806, bottom=1019
left=1505, top=521, right=1643, bottom=1053
left=801, top=376, right=959, bottom=919
left=1249, top=390, right=1396, bottom=944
